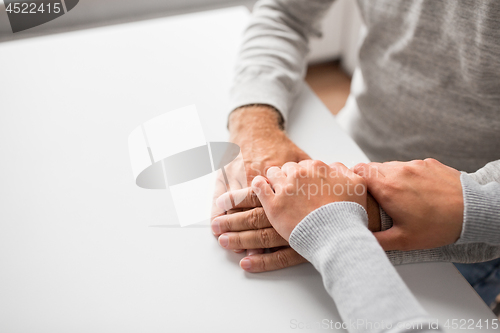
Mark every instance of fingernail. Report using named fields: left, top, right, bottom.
left=211, top=219, right=221, bottom=235
left=218, top=234, right=229, bottom=248
left=240, top=258, right=252, bottom=270
left=247, top=249, right=257, bottom=256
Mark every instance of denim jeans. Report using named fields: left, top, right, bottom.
left=455, top=258, right=500, bottom=307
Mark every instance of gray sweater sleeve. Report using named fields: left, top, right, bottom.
left=229, top=0, right=334, bottom=121
left=384, top=160, right=500, bottom=265
left=289, top=202, right=440, bottom=333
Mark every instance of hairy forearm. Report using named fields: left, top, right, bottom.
left=229, top=104, right=284, bottom=136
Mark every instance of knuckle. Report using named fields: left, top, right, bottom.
left=247, top=209, right=260, bottom=230
left=311, top=161, right=328, bottom=173
left=352, top=163, right=367, bottom=175
left=424, top=158, right=438, bottom=164
left=292, top=168, right=303, bottom=178
left=311, top=160, right=325, bottom=168
left=328, top=162, right=344, bottom=174
left=409, top=159, right=425, bottom=166
left=258, top=229, right=271, bottom=248
left=266, top=166, right=280, bottom=176
left=399, top=164, right=414, bottom=175
left=259, top=255, right=267, bottom=272
left=218, top=217, right=231, bottom=233
left=275, top=251, right=290, bottom=269
left=232, top=234, right=243, bottom=249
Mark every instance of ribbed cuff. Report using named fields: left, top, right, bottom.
left=380, top=206, right=393, bottom=231
left=457, top=173, right=500, bottom=245
left=289, top=202, right=369, bottom=263
left=228, top=79, right=290, bottom=123
left=467, top=160, right=500, bottom=185
left=289, top=202, right=431, bottom=328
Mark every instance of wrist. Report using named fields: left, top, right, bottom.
left=228, top=104, right=285, bottom=137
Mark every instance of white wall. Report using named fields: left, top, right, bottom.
left=0, top=0, right=362, bottom=72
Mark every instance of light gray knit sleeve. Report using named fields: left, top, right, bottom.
left=467, top=159, right=500, bottom=185
left=289, top=202, right=440, bottom=333
left=382, top=171, right=500, bottom=266
left=456, top=173, right=500, bottom=245
left=228, top=0, right=335, bottom=122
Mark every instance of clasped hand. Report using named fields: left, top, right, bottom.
left=212, top=158, right=465, bottom=272
left=212, top=160, right=368, bottom=272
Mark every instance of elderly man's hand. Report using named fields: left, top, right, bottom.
left=213, top=182, right=382, bottom=272
left=228, top=105, right=311, bottom=186
left=213, top=187, right=308, bottom=272
left=210, top=104, right=310, bottom=260
left=353, top=158, right=464, bottom=251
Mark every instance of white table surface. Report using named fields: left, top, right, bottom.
left=0, top=6, right=496, bottom=333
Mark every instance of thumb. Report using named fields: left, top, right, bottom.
left=353, top=162, right=386, bottom=201
left=373, top=227, right=405, bottom=251
left=251, top=175, right=275, bottom=209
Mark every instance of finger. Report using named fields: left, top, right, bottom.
left=211, top=207, right=271, bottom=236
left=352, top=162, right=387, bottom=196
left=302, top=160, right=329, bottom=177
left=226, top=207, right=252, bottom=215
left=218, top=228, right=288, bottom=250
left=247, top=249, right=265, bottom=256
left=252, top=175, right=275, bottom=209
left=373, top=228, right=406, bottom=251
left=269, top=246, right=289, bottom=252
left=298, top=159, right=315, bottom=168
left=281, top=161, right=299, bottom=177
left=266, top=165, right=285, bottom=180
left=216, top=187, right=261, bottom=212
left=329, top=162, right=367, bottom=186
left=210, top=177, right=229, bottom=221
left=352, top=162, right=386, bottom=179
left=223, top=153, right=247, bottom=188
left=328, top=161, right=351, bottom=178
left=265, top=167, right=287, bottom=194
left=239, top=247, right=308, bottom=272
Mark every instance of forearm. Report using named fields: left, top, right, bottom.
left=229, top=0, right=335, bottom=121
left=229, top=105, right=284, bottom=138
left=290, top=202, right=439, bottom=333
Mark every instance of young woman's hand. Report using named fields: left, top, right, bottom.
left=251, top=160, right=368, bottom=241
